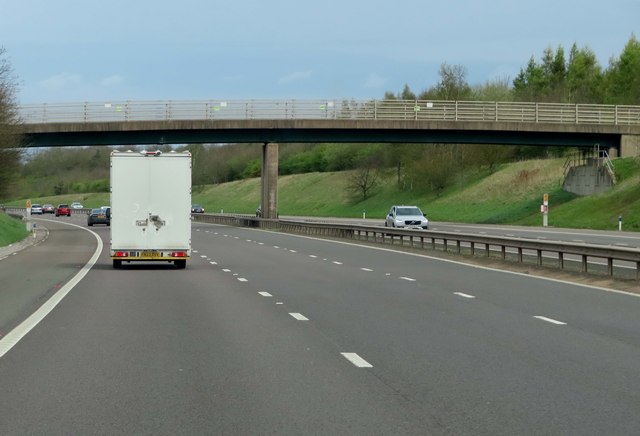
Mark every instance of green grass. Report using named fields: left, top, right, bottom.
left=0, top=212, right=30, bottom=246
left=5, top=156, right=640, bottom=232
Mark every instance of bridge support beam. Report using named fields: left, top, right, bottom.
left=621, top=134, right=640, bottom=157
left=261, top=142, right=278, bottom=219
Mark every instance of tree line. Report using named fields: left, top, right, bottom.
left=1, top=36, right=639, bottom=202
left=385, top=36, right=640, bottom=105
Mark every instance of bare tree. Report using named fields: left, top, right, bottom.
left=346, top=162, right=380, bottom=202
left=0, top=46, right=24, bottom=200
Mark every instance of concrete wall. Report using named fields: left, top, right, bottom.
left=621, top=134, right=640, bottom=157
left=563, top=166, right=614, bottom=196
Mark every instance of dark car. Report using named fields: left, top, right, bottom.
left=87, top=208, right=110, bottom=226
left=55, top=204, right=71, bottom=217
left=191, top=204, right=205, bottom=213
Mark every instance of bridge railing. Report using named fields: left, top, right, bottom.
left=18, top=99, right=640, bottom=126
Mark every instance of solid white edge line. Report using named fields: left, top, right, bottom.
left=341, top=352, right=373, bottom=368
left=0, top=221, right=103, bottom=359
left=534, top=316, right=567, bottom=325
left=289, top=312, right=309, bottom=321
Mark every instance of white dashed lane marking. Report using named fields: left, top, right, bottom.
left=360, top=268, right=373, bottom=272
left=399, top=277, right=416, bottom=282
left=237, top=278, right=248, bottom=282
left=454, top=292, right=476, bottom=299
left=534, top=316, right=567, bottom=325
left=341, top=353, right=373, bottom=368
left=289, top=313, right=309, bottom=321
left=259, top=291, right=272, bottom=297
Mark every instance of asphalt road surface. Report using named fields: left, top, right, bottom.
left=1, top=216, right=639, bottom=435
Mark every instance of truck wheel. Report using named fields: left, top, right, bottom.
left=175, top=259, right=186, bottom=269
left=113, top=259, right=122, bottom=269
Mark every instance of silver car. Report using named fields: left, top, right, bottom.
left=385, top=205, right=429, bottom=229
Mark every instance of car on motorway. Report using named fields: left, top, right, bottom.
left=71, top=202, right=84, bottom=209
left=385, top=205, right=429, bottom=229
left=42, top=203, right=55, bottom=214
left=30, top=204, right=44, bottom=214
left=191, top=204, right=205, bottom=213
left=87, top=207, right=110, bottom=226
left=55, top=204, right=71, bottom=217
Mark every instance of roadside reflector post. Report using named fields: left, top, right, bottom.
left=542, top=193, right=549, bottom=227
left=618, top=215, right=622, bottom=232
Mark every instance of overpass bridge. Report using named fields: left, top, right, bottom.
left=18, top=99, right=640, bottom=218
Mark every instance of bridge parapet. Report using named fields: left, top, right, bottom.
left=19, top=99, right=640, bottom=126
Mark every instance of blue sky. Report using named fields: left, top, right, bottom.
left=2, top=0, right=638, bottom=104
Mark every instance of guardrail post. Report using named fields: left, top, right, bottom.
left=607, top=258, right=614, bottom=276
left=456, top=240, right=461, bottom=254
left=537, top=250, right=542, bottom=266
left=582, top=255, right=588, bottom=273
left=501, top=245, right=506, bottom=260
left=559, top=252, right=564, bottom=270
left=518, top=247, right=523, bottom=263
left=470, top=241, right=475, bottom=255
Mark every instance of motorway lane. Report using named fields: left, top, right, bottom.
left=0, top=223, right=435, bottom=434
left=190, top=223, right=640, bottom=434
left=0, top=221, right=639, bottom=434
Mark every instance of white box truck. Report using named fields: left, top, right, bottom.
left=110, top=150, right=192, bottom=269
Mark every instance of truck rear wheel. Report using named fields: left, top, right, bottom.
left=175, top=259, right=186, bottom=269
left=113, top=259, right=122, bottom=269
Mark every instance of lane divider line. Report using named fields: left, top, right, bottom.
left=454, top=292, right=476, bottom=299
left=534, top=316, right=567, bottom=325
left=289, top=313, right=309, bottom=321
left=258, top=291, right=272, bottom=297
left=341, top=352, right=373, bottom=368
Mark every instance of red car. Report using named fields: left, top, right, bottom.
left=55, top=204, right=71, bottom=217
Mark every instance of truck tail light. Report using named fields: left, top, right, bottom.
left=171, top=251, right=187, bottom=258
left=115, top=251, right=129, bottom=257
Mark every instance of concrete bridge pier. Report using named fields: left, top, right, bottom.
left=261, top=142, right=278, bottom=219
left=621, top=134, right=640, bottom=157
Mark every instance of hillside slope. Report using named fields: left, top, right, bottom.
left=8, top=157, right=640, bottom=232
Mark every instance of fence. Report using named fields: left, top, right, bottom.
left=19, top=99, right=640, bottom=126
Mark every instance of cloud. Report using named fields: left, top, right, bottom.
left=363, top=73, right=388, bottom=89
left=39, top=72, right=82, bottom=90
left=100, top=75, right=125, bottom=86
left=278, top=71, right=312, bottom=84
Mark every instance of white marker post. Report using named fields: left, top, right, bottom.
left=25, top=199, right=32, bottom=231
left=542, top=193, right=549, bottom=227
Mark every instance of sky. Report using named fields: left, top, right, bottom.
left=2, top=0, right=638, bottom=104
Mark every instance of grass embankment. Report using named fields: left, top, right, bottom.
left=5, top=157, right=640, bottom=232
left=0, top=212, right=30, bottom=247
